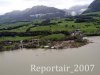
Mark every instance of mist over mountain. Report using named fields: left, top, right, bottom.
left=0, top=6, right=66, bottom=24
left=69, top=5, right=88, bottom=15
left=64, top=5, right=89, bottom=16
left=84, top=0, right=100, bottom=13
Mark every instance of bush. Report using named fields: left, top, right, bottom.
left=0, top=45, right=4, bottom=51
left=41, top=34, right=66, bottom=41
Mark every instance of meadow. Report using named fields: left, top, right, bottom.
left=0, top=12, right=100, bottom=42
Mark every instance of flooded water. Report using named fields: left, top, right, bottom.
left=0, top=36, right=100, bottom=75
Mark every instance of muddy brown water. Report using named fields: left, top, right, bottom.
left=0, top=36, right=100, bottom=75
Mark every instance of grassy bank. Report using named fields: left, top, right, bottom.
left=0, top=15, right=100, bottom=51
left=0, top=34, right=88, bottom=51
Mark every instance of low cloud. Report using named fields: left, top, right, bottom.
left=0, top=0, right=94, bottom=15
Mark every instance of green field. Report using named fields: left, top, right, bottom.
left=0, top=12, right=100, bottom=42
left=41, top=34, right=66, bottom=41
left=0, top=13, right=100, bottom=51
left=30, top=20, right=100, bottom=35
left=0, top=22, right=30, bottom=30
left=0, top=36, right=34, bottom=42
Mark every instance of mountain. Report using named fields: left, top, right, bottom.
left=0, top=6, right=66, bottom=24
left=83, top=0, right=100, bottom=13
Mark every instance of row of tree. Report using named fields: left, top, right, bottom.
left=0, top=30, right=70, bottom=37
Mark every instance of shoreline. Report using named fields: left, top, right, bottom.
left=0, top=37, right=89, bottom=52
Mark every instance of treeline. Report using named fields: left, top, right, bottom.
left=74, top=15, right=94, bottom=23
left=0, top=23, right=30, bottom=30
left=34, top=19, right=57, bottom=26
left=0, top=31, right=70, bottom=37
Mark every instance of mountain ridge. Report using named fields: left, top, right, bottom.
left=83, top=0, right=100, bottom=13
left=0, top=5, right=66, bottom=24
left=0, top=4, right=91, bottom=24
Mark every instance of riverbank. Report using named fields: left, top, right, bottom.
left=0, top=30, right=90, bottom=51
left=0, top=37, right=88, bottom=51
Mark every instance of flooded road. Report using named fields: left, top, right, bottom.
left=0, top=36, right=100, bottom=75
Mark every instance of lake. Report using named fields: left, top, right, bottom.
left=0, top=36, right=100, bottom=75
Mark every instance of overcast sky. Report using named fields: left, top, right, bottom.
left=0, top=0, right=94, bottom=15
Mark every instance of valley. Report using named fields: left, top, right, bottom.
left=0, top=0, right=100, bottom=51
